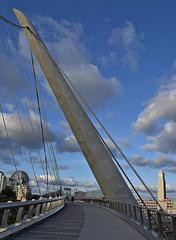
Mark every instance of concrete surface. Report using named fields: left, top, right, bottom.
left=79, top=203, right=147, bottom=240
left=9, top=203, right=147, bottom=240
left=14, top=8, right=137, bottom=203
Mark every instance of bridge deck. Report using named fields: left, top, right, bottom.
left=9, top=203, right=147, bottom=240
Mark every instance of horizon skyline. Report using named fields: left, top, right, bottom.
left=0, top=1, right=176, bottom=200
left=1, top=167, right=175, bottom=199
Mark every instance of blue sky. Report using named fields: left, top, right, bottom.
left=0, top=0, right=176, bottom=197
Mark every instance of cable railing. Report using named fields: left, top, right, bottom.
left=0, top=196, right=65, bottom=239
left=82, top=198, right=176, bottom=240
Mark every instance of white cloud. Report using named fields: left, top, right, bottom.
left=0, top=110, right=56, bottom=150
left=165, top=167, right=176, bottom=173
left=119, top=138, right=132, bottom=149
left=143, top=121, right=176, bottom=153
left=134, top=66, right=176, bottom=156
left=99, top=51, right=118, bottom=66
left=56, top=120, right=131, bottom=154
left=4, top=103, right=14, bottom=113
left=32, top=175, right=97, bottom=191
left=127, top=153, right=176, bottom=171
left=134, top=80, right=176, bottom=134
left=56, top=134, right=80, bottom=153
left=55, top=134, right=118, bottom=154
left=129, top=154, right=148, bottom=167
left=16, top=15, right=121, bottom=107
left=149, top=154, right=176, bottom=168
left=0, top=55, right=27, bottom=94
left=133, top=184, right=176, bottom=194
left=108, top=21, right=144, bottom=70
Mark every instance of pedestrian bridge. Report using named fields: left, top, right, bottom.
left=0, top=8, right=176, bottom=240
left=0, top=197, right=175, bottom=240
left=9, top=203, right=147, bottom=240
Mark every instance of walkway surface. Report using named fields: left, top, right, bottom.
left=9, top=203, right=147, bottom=240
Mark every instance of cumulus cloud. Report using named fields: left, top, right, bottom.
left=127, top=153, right=176, bottom=171
left=143, top=121, right=176, bottom=153
left=0, top=110, right=56, bottom=151
left=55, top=133, right=118, bottom=154
left=119, top=138, right=132, bottom=149
left=129, top=154, right=148, bottom=167
left=149, top=154, right=176, bottom=168
left=133, top=184, right=176, bottom=194
left=134, top=80, right=176, bottom=134
left=0, top=142, right=20, bottom=165
left=56, top=134, right=80, bottom=153
left=4, top=103, right=14, bottom=113
left=16, top=15, right=121, bottom=107
left=32, top=175, right=97, bottom=191
left=165, top=167, right=176, bottom=173
left=134, top=67, right=176, bottom=157
left=108, top=21, right=144, bottom=70
left=0, top=55, right=27, bottom=95
left=56, top=120, right=131, bottom=154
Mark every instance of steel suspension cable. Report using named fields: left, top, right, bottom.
left=30, top=101, right=56, bottom=194
left=14, top=98, right=41, bottom=196
left=27, top=99, right=57, bottom=195
left=59, top=69, right=163, bottom=210
left=96, top=130, right=167, bottom=236
left=39, top=100, right=62, bottom=194
left=0, top=13, right=56, bottom=196
left=24, top=99, right=47, bottom=185
left=30, top=49, right=49, bottom=195
left=0, top=13, right=162, bottom=208
left=0, top=104, right=25, bottom=200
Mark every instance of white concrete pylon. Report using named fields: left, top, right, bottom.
left=14, top=8, right=137, bottom=204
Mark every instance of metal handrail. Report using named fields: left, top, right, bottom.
left=0, top=196, right=65, bottom=239
left=81, top=198, right=176, bottom=240
left=0, top=196, right=64, bottom=210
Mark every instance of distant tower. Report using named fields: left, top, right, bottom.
left=157, top=170, right=166, bottom=200
left=14, top=9, right=137, bottom=204
left=11, top=171, right=31, bottom=200
left=0, top=171, right=7, bottom=192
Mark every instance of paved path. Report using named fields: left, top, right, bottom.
left=9, top=203, right=147, bottom=240
left=10, top=204, right=84, bottom=240
left=80, top=203, right=147, bottom=240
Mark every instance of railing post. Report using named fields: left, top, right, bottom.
left=108, top=200, right=111, bottom=209
left=139, top=207, right=143, bottom=225
left=114, top=201, right=117, bottom=211
left=147, top=209, right=152, bottom=230
left=27, top=203, right=35, bottom=220
left=46, top=199, right=51, bottom=212
left=41, top=202, right=47, bottom=215
left=121, top=203, right=123, bottom=214
left=124, top=203, right=127, bottom=216
left=1, top=209, right=10, bottom=229
left=113, top=201, right=115, bottom=210
left=128, top=204, right=132, bottom=217
left=35, top=203, right=41, bottom=217
left=172, top=216, right=176, bottom=240
left=119, top=202, right=122, bottom=213
left=16, top=199, right=26, bottom=224
left=157, top=212, right=163, bottom=238
left=15, top=207, right=24, bottom=224
left=118, top=202, right=121, bottom=212
left=133, top=205, right=137, bottom=221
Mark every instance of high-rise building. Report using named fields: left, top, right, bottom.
left=0, top=171, right=7, bottom=192
left=14, top=184, right=31, bottom=201
left=11, top=170, right=31, bottom=200
left=157, top=169, right=166, bottom=200
left=137, top=170, right=176, bottom=214
left=6, top=177, right=15, bottom=191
